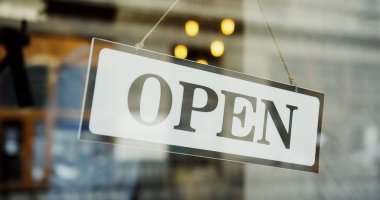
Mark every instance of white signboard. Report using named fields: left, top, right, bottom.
left=80, top=38, right=324, bottom=173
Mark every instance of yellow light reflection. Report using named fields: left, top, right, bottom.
left=221, top=18, right=235, bottom=35
left=196, top=59, right=208, bottom=65
left=174, top=44, right=188, bottom=59
left=185, top=20, right=199, bottom=37
left=210, top=40, right=224, bottom=57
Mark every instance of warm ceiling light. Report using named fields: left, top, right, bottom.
left=196, top=59, right=208, bottom=65
left=210, top=40, right=224, bottom=57
left=174, top=44, right=188, bottom=59
left=185, top=20, right=199, bottom=37
left=221, top=18, right=235, bottom=35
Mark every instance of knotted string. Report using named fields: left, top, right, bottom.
left=135, top=0, right=180, bottom=50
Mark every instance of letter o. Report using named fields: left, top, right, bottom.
left=128, top=74, right=172, bottom=125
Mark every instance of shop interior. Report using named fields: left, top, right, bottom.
left=0, top=0, right=379, bottom=199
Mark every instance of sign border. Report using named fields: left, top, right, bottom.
left=79, top=38, right=324, bottom=173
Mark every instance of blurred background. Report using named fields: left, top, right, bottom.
left=0, top=0, right=379, bottom=199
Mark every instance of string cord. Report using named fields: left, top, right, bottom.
left=256, top=0, right=297, bottom=88
left=135, top=0, right=180, bottom=49
left=134, top=0, right=297, bottom=89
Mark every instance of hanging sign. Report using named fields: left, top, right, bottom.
left=80, top=38, right=324, bottom=173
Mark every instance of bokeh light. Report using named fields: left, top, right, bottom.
left=185, top=20, right=199, bottom=37
left=210, top=40, right=224, bottom=57
left=174, top=44, right=188, bottom=59
left=196, top=59, right=208, bottom=65
left=221, top=18, right=235, bottom=35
